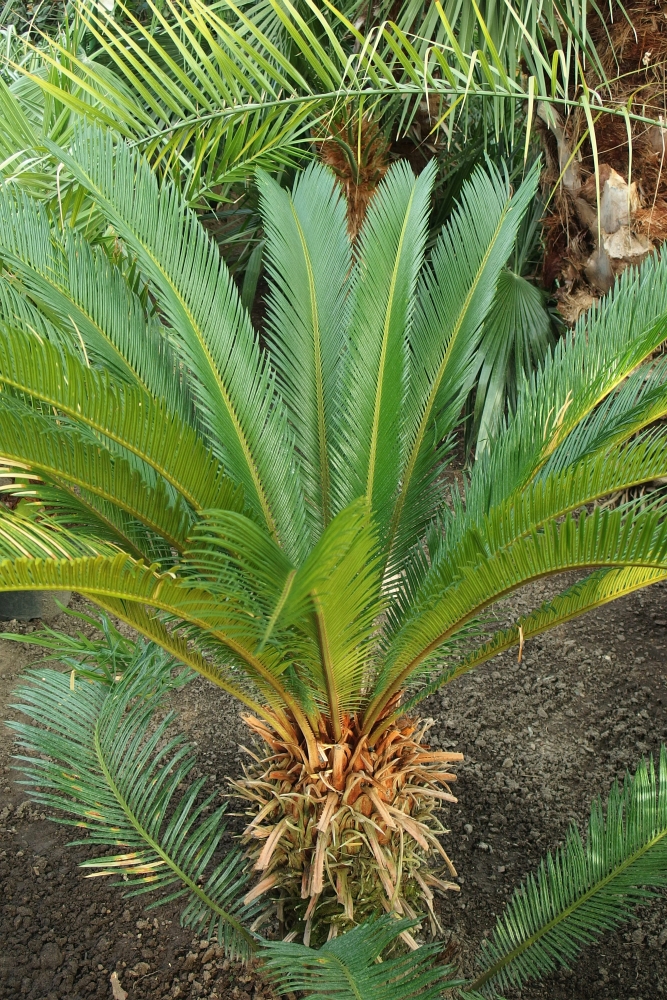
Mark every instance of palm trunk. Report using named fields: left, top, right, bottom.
left=232, top=705, right=463, bottom=946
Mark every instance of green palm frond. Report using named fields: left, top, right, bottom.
left=338, top=158, right=435, bottom=530
left=369, top=501, right=667, bottom=729
left=0, top=188, right=183, bottom=395
left=9, top=644, right=258, bottom=958
left=0, top=322, right=244, bottom=516
left=15, top=481, right=175, bottom=564
left=471, top=268, right=554, bottom=456
left=259, top=915, right=459, bottom=999
left=258, top=161, right=350, bottom=536
left=543, top=356, right=667, bottom=474
left=470, top=745, right=667, bottom=994
left=50, top=125, right=308, bottom=561
left=386, top=161, right=540, bottom=566
left=460, top=431, right=667, bottom=567
left=298, top=502, right=381, bottom=729
left=0, top=273, right=64, bottom=344
left=0, top=393, right=194, bottom=550
left=11, top=0, right=651, bottom=205
left=402, top=565, right=667, bottom=712
left=468, top=254, right=667, bottom=518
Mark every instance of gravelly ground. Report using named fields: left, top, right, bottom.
left=1, top=579, right=666, bottom=999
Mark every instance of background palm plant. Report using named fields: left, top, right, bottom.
left=2, top=126, right=667, bottom=942
left=2, top=0, right=658, bottom=208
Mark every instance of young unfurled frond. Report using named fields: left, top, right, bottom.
left=259, top=915, right=459, bottom=1000
left=9, top=646, right=258, bottom=958
left=470, top=746, right=667, bottom=994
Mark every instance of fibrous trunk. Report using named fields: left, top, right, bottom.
left=232, top=710, right=462, bottom=947
left=540, top=1, right=667, bottom=323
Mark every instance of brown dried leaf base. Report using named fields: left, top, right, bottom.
left=231, top=712, right=463, bottom=947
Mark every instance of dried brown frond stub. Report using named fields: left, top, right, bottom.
left=231, top=709, right=462, bottom=947
left=314, top=114, right=391, bottom=239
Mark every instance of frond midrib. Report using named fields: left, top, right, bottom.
left=387, top=199, right=510, bottom=555
left=400, top=567, right=667, bottom=716
left=289, top=198, right=331, bottom=526
left=366, top=551, right=667, bottom=735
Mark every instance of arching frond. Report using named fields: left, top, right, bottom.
left=470, top=746, right=667, bottom=994
left=464, top=253, right=667, bottom=520
left=0, top=394, right=194, bottom=550
left=48, top=125, right=308, bottom=561
left=368, top=502, right=667, bottom=727
left=0, top=189, right=182, bottom=394
left=0, top=323, right=244, bottom=514
left=10, top=647, right=258, bottom=959
left=401, top=565, right=667, bottom=713
left=543, top=355, right=667, bottom=474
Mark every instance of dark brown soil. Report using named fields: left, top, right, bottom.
left=1, top=581, right=666, bottom=1000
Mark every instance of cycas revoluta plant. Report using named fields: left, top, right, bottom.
left=3, top=125, right=667, bottom=942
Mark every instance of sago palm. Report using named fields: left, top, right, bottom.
left=3, top=126, right=667, bottom=942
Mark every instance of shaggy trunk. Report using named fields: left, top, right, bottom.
left=232, top=707, right=462, bottom=947
left=540, top=0, right=667, bottom=324
left=314, top=115, right=391, bottom=239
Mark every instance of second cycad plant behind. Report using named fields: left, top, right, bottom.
left=2, top=128, right=667, bottom=943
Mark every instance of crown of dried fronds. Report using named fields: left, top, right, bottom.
left=314, top=115, right=391, bottom=238
left=232, top=711, right=462, bottom=947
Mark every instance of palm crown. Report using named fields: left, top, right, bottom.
left=2, top=126, right=667, bottom=937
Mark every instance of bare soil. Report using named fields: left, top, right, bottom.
left=1, top=580, right=666, bottom=1000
